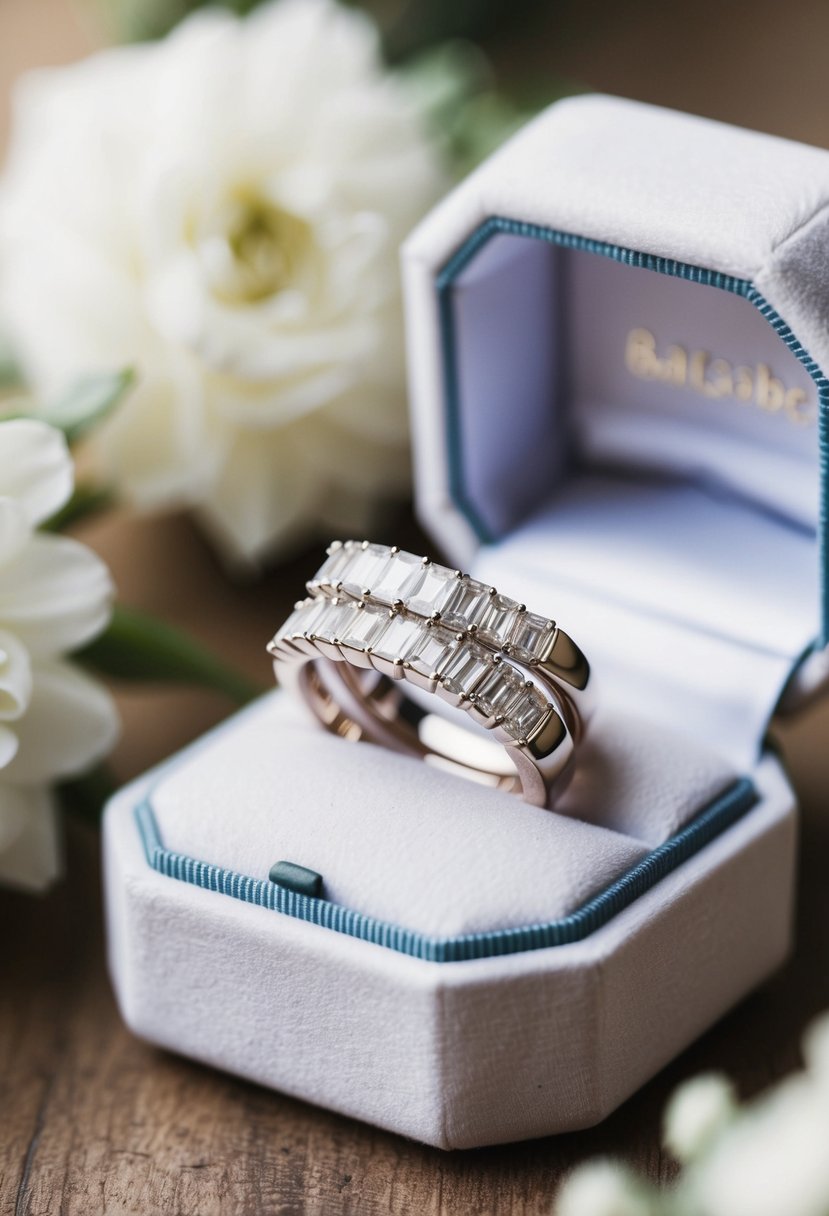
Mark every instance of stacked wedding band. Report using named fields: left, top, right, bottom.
left=267, top=541, right=592, bottom=807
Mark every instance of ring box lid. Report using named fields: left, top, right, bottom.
left=402, top=94, right=829, bottom=769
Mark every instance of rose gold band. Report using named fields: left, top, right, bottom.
left=267, top=541, right=593, bottom=808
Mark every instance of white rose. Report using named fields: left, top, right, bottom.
left=0, top=420, right=117, bottom=891
left=0, top=0, right=448, bottom=567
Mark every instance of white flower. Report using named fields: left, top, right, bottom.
left=556, top=1161, right=657, bottom=1216
left=0, top=0, right=448, bottom=567
left=689, top=1062, right=829, bottom=1216
left=0, top=419, right=117, bottom=891
left=559, top=1013, right=829, bottom=1216
left=663, top=1074, right=737, bottom=1165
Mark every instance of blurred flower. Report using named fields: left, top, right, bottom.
left=0, top=0, right=447, bottom=568
left=0, top=420, right=117, bottom=891
left=663, top=1073, right=737, bottom=1165
left=556, top=1161, right=657, bottom=1216
left=556, top=1013, right=829, bottom=1216
left=690, top=1021, right=829, bottom=1216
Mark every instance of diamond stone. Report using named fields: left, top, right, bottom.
left=405, top=625, right=458, bottom=679
left=406, top=563, right=460, bottom=617
left=311, top=600, right=347, bottom=643
left=340, top=543, right=391, bottom=598
left=274, top=601, right=309, bottom=642
left=298, top=597, right=333, bottom=637
left=440, top=640, right=494, bottom=696
left=311, top=542, right=352, bottom=590
left=372, top=550, right=425, bottom=606
left=507, top=611, right=554, bottom=663
left=370, top=613, right=421, bottom=663
left=503, top=685, right=549, bottom=742
left=474, top=593, right=520, bottom=648
left=339, top=605, right=390, bottom=651
left=473, top=662, right=526, bottom=719
left=441, top=577, right=493, bottom=631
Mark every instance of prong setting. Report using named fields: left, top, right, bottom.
left=307, top=542, right=556, bottom=663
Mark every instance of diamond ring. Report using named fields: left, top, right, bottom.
left=267, top=541, right=593, bottom=807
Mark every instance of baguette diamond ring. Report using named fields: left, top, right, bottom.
left=267, top=541, right=593, bottom=807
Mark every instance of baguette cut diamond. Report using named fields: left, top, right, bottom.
left=340, top=605, right=390, bottom=651
left=440, top=640, right=494, bottom=696
left=442, top=577, right=492, bottom=631
left=407, top=563, right=460, bottom=617
left=300, top=596, right=333, bottom=637
left=312, top=542, right=352, bottom=589
left=504, top=685, right=549, bottom=741
left=508, top=612, right=554, bottom=662
left=405, top=625, right=458, bottom=678
left=340, top=543, right=391, bottom=598
left=274, top=601, right=308, bottom=642
left=474, top=662, right=525, bottom=719
left=475, top=593, right=520, bottom=647
left=372, top=550, right=425, bottom=606
left=311, top=600, right=346, bottom=643
left=371, top=613, right=421, bottom=663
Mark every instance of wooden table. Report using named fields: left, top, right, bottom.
left=3, top=2, right=829, bottom=1211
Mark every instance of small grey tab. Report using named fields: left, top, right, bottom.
left=269, top=860, right=323, bottom=898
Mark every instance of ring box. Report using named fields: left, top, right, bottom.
left=103, top=95, right=829, bottom=1148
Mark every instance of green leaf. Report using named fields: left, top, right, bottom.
left=445, top=90, right=531, bottom=176
left=401, top=42, right=572, bottom=177
left=78, top=604, right=264, bottom=706
left=399, top=41, right=492, bottom=125
left=41, top=368, right=135, bottom=443
left=98, top=0, right=549, bottom=57
left=43, top=482, right=116, bottom=533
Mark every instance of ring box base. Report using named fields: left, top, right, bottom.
left=104, top=690, right=795, bottom=1149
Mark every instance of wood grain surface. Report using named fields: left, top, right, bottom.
left=3, top=2, right=829, bottom=1213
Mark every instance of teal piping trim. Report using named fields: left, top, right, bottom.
left=436, top=217, right=829, bottom=644
left=135, top=776, right=757, bottom=963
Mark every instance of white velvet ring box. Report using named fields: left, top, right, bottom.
left=103, top=94, right=829, bottom=1149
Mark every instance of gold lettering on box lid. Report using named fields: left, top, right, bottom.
left=625, top=328, right=815, bottom=426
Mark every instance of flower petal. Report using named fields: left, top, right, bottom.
left=3, top=659, right=118, bottom=783
left=0, top=498, right=29, bottom=567
left=196, top=425, right=319, bottom=563
left=0, top=419, right=73, bottom=526
left=0, top=628, right=32, bottom=721
left=91, top=360, right=220, bottom=511
left=0, top=725, right=19, bottom=770
left=0, top=782, right=60, bottom=892
left=0, top=533, right=113, bottom=656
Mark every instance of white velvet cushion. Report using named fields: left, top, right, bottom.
left=149, top=689, right=737, bottom=939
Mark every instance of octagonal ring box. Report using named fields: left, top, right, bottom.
left=103, top=95, right=829, bottom=1149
